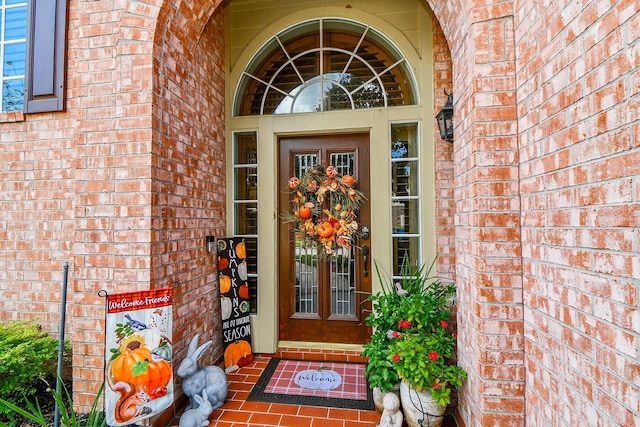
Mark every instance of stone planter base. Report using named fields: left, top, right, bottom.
left=399, top=380, right=446, bottom=427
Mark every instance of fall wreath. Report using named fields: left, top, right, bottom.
left=284, top=164, right=366, bottom=256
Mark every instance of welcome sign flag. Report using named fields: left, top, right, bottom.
left=104, top=288, right=173, bottom=426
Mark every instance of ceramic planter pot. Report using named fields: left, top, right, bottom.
left=399, top=380, right=445, bottom=427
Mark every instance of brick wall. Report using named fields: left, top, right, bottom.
left=433, top=16, right=456, bottom=281
left=0, top=0, right=227, bottom=410
left=515, top=0, right=640, bottom=425
left=428, top=0, right=639, bottom=425
left=429, top=1, right=526, bottom=425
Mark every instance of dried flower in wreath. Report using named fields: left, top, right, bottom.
left=283, top=164, right=366, bottom=256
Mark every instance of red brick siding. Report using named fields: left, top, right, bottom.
left=429, top=1, right=526, bottom=425
left=515, top=0, right=640, bottom=425
left=433, top=16, right=456, bottom=281
left=0, top=0, right=227, bottom=410
left=152, top=0, right=227, bottom=377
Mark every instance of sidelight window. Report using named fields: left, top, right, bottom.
left=232, top=131, right=259, bottom=313
left=390, top=122, right=421, bottom=276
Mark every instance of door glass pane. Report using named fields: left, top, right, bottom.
left=390, top=123, right=420, bottom=274
left=330, top=247, right=356, bottom=316
left=294, top=153, right=318, bottom=177
left=233, top=203, right=257, bottom=235
left=391, top=160, right=417, bottom=197
left=295, top=239, right=318, bottom=314
left=329, top=151, right=356, bottom=317
left=233, top=132, right=258, bottom=313
left=294, top=154, right=319, bottom=314
left=234, top=167, right=257, bottom=200
left=243, top=237, right=258, bottom=314
left=391, top=199, right=419, bottom=234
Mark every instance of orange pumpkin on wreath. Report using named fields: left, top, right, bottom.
left=316, top=221, right=335, bottom=238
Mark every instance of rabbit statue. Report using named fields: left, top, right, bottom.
left=178, top=390, right=213, bottom=427
left=176, top=334, right=228, bottom=410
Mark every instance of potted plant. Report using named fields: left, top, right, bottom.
left=387, top=272, right=465, bottom=427
left=361, top=261, right=439, bottom=409
left=361, top=259, right=466, bottom=426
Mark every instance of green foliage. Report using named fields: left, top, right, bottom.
left=362, top=260, right=440, bottom=392
left=0, top=320, right=70, bottom=425
left=361, top=331, right=399, bottom=392
left=361, top=258, right=466, bottom=406
left=389, top=325, right=466, bottom=406
left=0, top=380, right=105, bottom=427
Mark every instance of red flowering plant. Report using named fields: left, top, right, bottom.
left=384, top=266, right=466, bottom=407
left=283, top=164, right=365, bottom=256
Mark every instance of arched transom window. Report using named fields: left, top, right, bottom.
left=234, top=18, right=417, bottom=116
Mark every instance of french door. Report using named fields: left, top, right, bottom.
left=278, top=134, right=371, bottom=344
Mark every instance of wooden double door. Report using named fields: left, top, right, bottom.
left=278, top=134, right=372, bottom=344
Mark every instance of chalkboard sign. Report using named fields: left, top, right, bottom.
left=217, top=237, right=253, bottom=371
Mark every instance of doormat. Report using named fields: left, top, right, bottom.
left=247, top=358, right=374, bottom=410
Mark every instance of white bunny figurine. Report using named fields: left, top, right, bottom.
left=179, top=390, right=213, bottom=427
left=176, top=334, right=228, bottom=410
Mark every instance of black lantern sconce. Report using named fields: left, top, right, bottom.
left=206, top=235, right=215, bottom=253
left=436, top=91, right=454, bottom=142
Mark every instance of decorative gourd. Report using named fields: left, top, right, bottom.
left=238, top=284, right=249, bottom=299
left=298, top=205, right=312, bottom=219
left=294, top=367, right=342, bottom=390
left=112, top=347, right=153, bottom=382
left=237, top=354, right=254, bottom=367
left=288, top=177, right=300, bottom=189
left=326, top=165, right=338, bottom=178
left=219, top=274, right=232, bottom=293
left=224, top=340, right=252, bottom=368
left=341, top=175, right=355, bottom=186
left=220, top=296, right=232, bottom=320
left=235, top=241, right=246, bottom=259
left=317, top=221, right=335, bottom=238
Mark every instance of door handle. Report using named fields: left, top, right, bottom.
left=362, top=245, right=369, bottom=277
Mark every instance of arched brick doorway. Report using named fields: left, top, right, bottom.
left=148, top=1, right=524, bottom=425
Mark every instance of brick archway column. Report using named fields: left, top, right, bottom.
left=427, top=1, right=525, bottom=426
left=70, top=0, right=226, bottom=410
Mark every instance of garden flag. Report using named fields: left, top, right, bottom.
left=217, top=237, right=253, bottom=371
left=104, top=288, right=174, bottom=426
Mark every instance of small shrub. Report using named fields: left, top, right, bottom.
left=0, top=380, right=105, bottom=427
left=0, top=320, right=70, bottom=426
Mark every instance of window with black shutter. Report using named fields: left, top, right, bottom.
left=0, top=0, right=67, bottom=113
left=23, top=0, right=67, bottom=113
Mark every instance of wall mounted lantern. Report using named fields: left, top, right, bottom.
left=436, top=91, right=454, bottom=142
left=206, top=235, right=215, bottom=253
